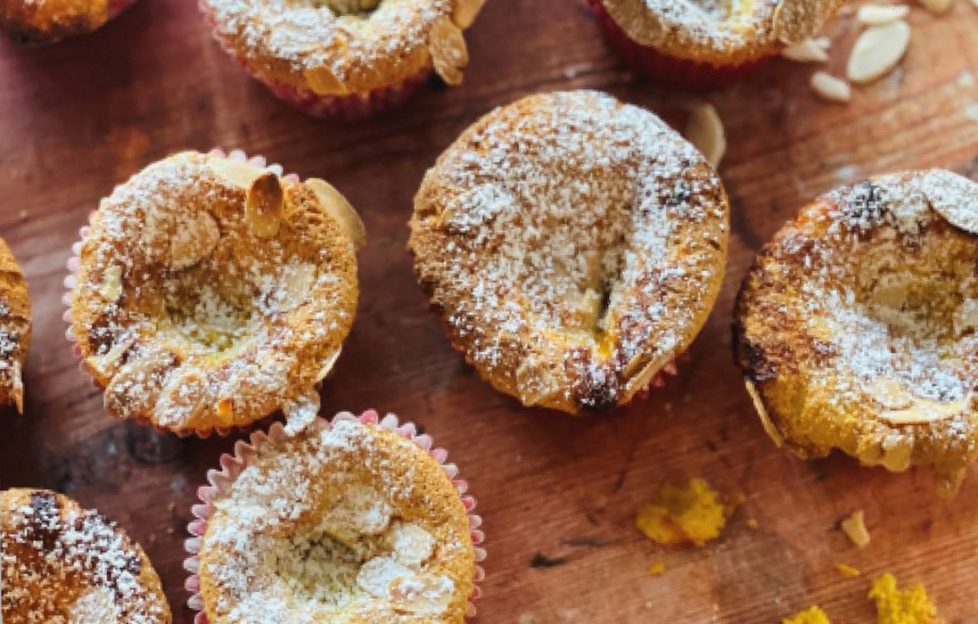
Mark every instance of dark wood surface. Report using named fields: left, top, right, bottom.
left=2, top=1, right=978, bottom=622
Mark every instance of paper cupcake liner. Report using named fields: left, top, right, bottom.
left=183, top=410, right=487, bottom=623
left=199, top=2, right=430, bottom=120
left=62, top=148, right=305, bottom=439
left=587, top=0, right=772, bottom=90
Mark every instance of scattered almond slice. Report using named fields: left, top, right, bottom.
left=841, top=509, right=871, bottom=548
left=836, top=563, right=862, bottom=578
left=811, top=71, right=852, bottom=103
left=919, top=0, right=954, bottom=14
left=429, top=16, right=469, bottom=85
left=452, top=0, right=485, bottom=28
left=245, top=172, right=285, bottom=239
left=305, top=178, right=366, bottom=251
left=647, top=561, right=666, bottom=576
left=879, top=396, right=968, bottom=425
left=846, top=20, right=911, bottom=84
left=857, top=4, right=910, bottom=26
left=783, top=38, right=831, bottom=63
left=684, top=103, right=726, bottom=168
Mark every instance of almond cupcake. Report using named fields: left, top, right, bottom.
left=410, top=90, right=729, bottom=414
left=199, top=0, right=486, bottom=119
left=0, top=237, right=30, bottom=414
left=735, top=170, right=978, bottom=496
left=184, top=410, right=485, bottom=623
left=587, top=0, right=845, bottom=88
left=66, top=149, right=364, bottom=437
left=0, top=0, right=137, bottom=44
left=1, top=488, right=171, bottom=624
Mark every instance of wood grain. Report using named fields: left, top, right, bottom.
left=2, top=1, right=978, bottom=622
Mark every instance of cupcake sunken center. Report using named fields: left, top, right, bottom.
left=202, top=421, right=465, bottom=622
left=314, top=0, right=382, bottom=15
left=799, top=177, right=978, bottom=413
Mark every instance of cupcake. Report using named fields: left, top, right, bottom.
left=0, top=237, right=30, bottom=414
left=409, top=90, right=729, bottom=414
left=0, top=0, right=137, bottom=44
left=587, top=0, right=844, bottom=89
left=734, top=170, right=978, bottom=496
left=67, top=149, right=364, bottom=437
left=1, top=488, right=171, bottom=623
left=199, top=0, right=486, bottom=119
left=184, top=410, right=485, bottom=623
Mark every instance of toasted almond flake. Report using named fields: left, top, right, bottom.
left=857, top=3, right=911, bottom=25
left=846, top=20, right=911, bottom=84
left=306, top=178, right=366, bottom=250
left=303, top=66, right=348, bottom=96
left=919, top=0, right=954, bottom=13
left=429, top=16, right=468, bottom=86
left=835, top=563, right=862, bottom=578
left=170, top=210, right=220, bottom=270
left=841, top=510, right=871, bottom=548
left=245, top=172, right=284, bottom=238
left=880, top=397, right=968, bottom=425
left=919, top=169, right=978, bottom=234
left=773, top=0, right=836, bottom=44
left=745, top=379, right=784, bottom=447
left=452, top=0, right=485, bottom=28
left=782, top=38, right=831, bottom=63
left=209, top=157, right=261, bottom=189
left=684, top=103, right=726, bottom=168
left=810, top=71, right=852, bottom=103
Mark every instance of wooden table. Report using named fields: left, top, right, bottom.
left=2, top=1, right=978, bottom=622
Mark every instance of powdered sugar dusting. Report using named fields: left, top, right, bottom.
left=70, top=151, right=358, bottom=433
left=199, top=419, right=472, bottom=623
left=411, top=91, right=727, bottom=411
left=1, top=490, right=168, bottom=624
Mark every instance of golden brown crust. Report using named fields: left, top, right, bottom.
left=600, top=0, right=845, bottom=65
left=409, top=91, right=729, bottom=414
left=735, top=170, right=978, bottom=495
left=200, top=0, right=484, bottom=96
left=1, top=488, right=171, bottom=624
left=0, top=0, right=114, bottom=44
left=0, top=237, right=30, bottom=414
left=69, top=150, right=361, bottom=435
left=198, top=417, right=475, bottom=623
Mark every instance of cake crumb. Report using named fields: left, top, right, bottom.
left=647, top=561, right=666, bottom=576
left=869, top=573, right=941, bottom=624
left=783, top=606, right=831, bottom=624
left=636, top=478, right=732, bottom=547
left=841, top=510, right=871, bottom=548
left=836, top=563, right=862, bottom=578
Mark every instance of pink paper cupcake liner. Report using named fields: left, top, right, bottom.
left=586, top=0, right=772, bottom=90
left=62, top=148, right=303, bottom=439
left=183, top=409, right=487, bottom=623
left=199, top=2, right=431, bottom=121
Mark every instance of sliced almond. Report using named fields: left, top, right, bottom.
left=10, top=361, right=23, bottom=414
left=685, top=103, right=726, bottom=168
left=782, top=38, right=830, bottom=63
left=303, top=65, right=349, bottom=96
left=841, top=510, right=871, bottom=548
left=879, top=432, right=913, bottom=471
left=846, top=20, right=911, bottom=84
left=919, top=169, right=978, bottom=234
left=170, top=210, right=220, bottom=270
left=773, top=0, right=835, bottom=44
left=919, top=0, right=954, bottom=14
left=86, top=337, right=135, bottom=380
left=857, top=3, right=910, bottom=25
left=99, top=265, right=124, bottom=303
left=623, top=353, right=672, bottom=398
left=866, top=377, right=914, bottom=411
left=209, top=156, right=263, bottom=189
left=246, top=172, right=285, bottom=239
left=452, top=0, right=486, bottom=28
left=429, top=16, right=469, bottom=86
left=810, top=71, right=852, bottom=103
left=515, top=357, right=564, bottom=407
left=879, top=396, right=968, bottom=425
left=305, top=178, right=366, bottom=250
left=745, top=379, right=785, bottom=447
